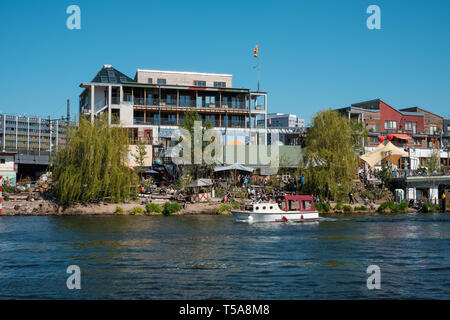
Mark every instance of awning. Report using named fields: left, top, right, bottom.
left=188, top=178, right=213, bottom=187
left=392, top=134, right=412, bottom=140
left=214, top=163, right=254, bottom=173
left=359, top=142, right=409, bottom=167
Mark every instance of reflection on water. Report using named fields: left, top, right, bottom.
left=0, top=214, right=449, bottom=299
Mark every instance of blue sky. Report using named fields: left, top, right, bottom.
left=0, top=0, right=450, bottom=124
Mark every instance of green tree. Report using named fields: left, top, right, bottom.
left=302, top=110, right=361, bottom=201
left=180, top=110, right=215, bottom=179
left=51, top=116, right=138, bottom=205
left=134, top=138, right=147, bottom=180
left=427, top=148, right=441, bottom=174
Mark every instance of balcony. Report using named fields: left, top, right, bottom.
left=126, top=97, right=248, bottom=111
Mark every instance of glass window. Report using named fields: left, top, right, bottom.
left=288, top=200, right=300, bottom=211
left=148, top=78, right=152, bottom=84
left=302, top=200, right=313, bottom=210
left=157, top=79, right=166, bottom=85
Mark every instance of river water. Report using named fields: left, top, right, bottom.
left=0, top=213, right=449, bottom=299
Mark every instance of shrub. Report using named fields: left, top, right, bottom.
left=355, top=205, right=368, bottom=211
left=230, top=200, right=240, bottom=210
left=420, top=203, right=441, bottom=213
left=447, top=203, right=450, bottom=210
left=343, top=205, right=353, bottom=212
left=145, top=203, right=163, bottom=214
left=163, top=202, right=181, bottom=215
left=131, top=206, right=144, bottom=215
left=217, top=204, right=232, bottom=214
left=378, top=201, right=408, bottom=213
left=334, top=202, right=343, bottom=210
left=315, top=202, right=331, bottom=213
left=115, top=206, right=124, bottom=213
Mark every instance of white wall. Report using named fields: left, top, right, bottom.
left=0, top=155, right=15, bottom=171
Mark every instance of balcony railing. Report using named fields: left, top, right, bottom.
left=124, top=97, right=248, bottom=110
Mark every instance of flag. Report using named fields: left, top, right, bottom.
left=253, top=45, right=258, bottom=58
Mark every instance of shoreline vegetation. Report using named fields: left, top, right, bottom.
left=2, top=196, right=449, bottom=216
left=3, top=111, right=449, bottom=217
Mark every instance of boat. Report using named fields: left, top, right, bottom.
left=231, top=195, right=320, bottom=223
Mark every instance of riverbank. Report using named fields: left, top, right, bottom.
left=1, top=197, right=229, bottom=216
left=1, top=195, right=446, bottom=216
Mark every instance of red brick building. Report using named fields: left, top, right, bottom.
left=337, top=99, right=447, bottom=169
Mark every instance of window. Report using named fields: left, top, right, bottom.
left=385, top=120, right=397, bottom=129
left=405, top=121, right=417, bottom=131
left=180, top=95, right=190, bottom=107
left=120, top=76, right=128, bottom=83
left=205, top=96, right=215, bottom=105
left=430, top=124, right=439, bottom=134
left=194, top=80, right=206, bottom=87
left=157, top=79, right=166, bottom=85
left=414, top=138, right=422, bottom=146
left=288, top=200, right=300, bottom=211
left=214, top=81, right=226, bottom=88
left=302, top=200, right=313, bottom=210
left=148, top=78, right=152, bottom=84
left=0, top=158, right=5, bottom=164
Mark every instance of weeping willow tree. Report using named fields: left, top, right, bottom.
left=51, top=116, right=137, bottom=205
left=302, top=110, right=362, bottom=201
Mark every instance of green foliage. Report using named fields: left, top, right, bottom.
left=174, top=176, right=187, bottom=191
left=217, top=204, right=232, bottom=214
left=355, top=205, right=368, bottom=211
left=134, top=138, right=147, bottom=179
left=230, top=200, right=240, bottom=209
left=163, top=202, right=181, bottom=215
left=145, top=203, right=163, bottom=214
left=3, top=185, right=19, bottom=193
left=315, top=202, right=331, bottom=213
left=447, top=203, right=450, bottom=210
left=180, top=110, right=216, bottom=178
left=131, top=206, right=144, bottom=214
left=302, top=110, right=361, bottom=201
left=427, top=149, right=441, bottom=174
left=214, top=186, right=226, bottom=199
left=343, top=205, right=353, bottom=212
left=334, top=202, right=343, bottom=210
left=359, top=188, right=388, bottom=201
left=115, top=206, right=124, bottom=213
left=378, top=201, right=409, bottom=213
left=420, top=202, right=441, bottom=213
left=265, top=186, right=273, bottom=195
left=51, top=116, right=138, bottom=205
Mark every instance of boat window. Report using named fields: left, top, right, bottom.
left=288, top=200, right=300, bottom=211
left=263, top=206, right=266, bottom=210
left=280, top=201, right=286, bottom=211
left=270, top=206, right=273, bottom=209
left=255, top=206, right=259, bottom=210
left=302, top=200, right=313, bottom=210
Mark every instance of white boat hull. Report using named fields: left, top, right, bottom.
left=232, top=210, right=320, bottom=223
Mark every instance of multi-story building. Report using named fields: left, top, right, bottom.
left=261, top=113, right=306, bottom=146
left=443, top=118, right=450, bottom=150
left=79, top=65, right=268, bottom=163
left=0, top=114, right=70, bottom=178
left=337, top=99, right=449, bottom=169
left=265, top=113, right=305, bottom=128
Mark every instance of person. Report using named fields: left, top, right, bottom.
left=349, top=191, right=354, bottom=204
